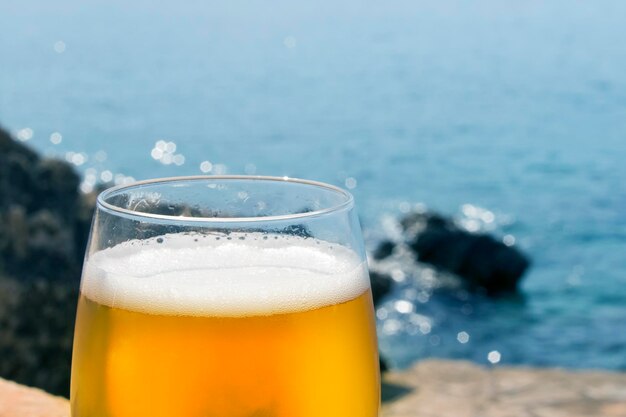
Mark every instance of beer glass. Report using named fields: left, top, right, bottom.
left=71, top=176, right=380, bottom=417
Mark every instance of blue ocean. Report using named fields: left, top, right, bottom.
left=1, top=0, right=625, bottom=370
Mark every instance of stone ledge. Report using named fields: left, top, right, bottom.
left=382, top=359, right=626, bottom=417
left=2, top=360, right=625, bottom=417
left=0, top=377, right=69, bottom=417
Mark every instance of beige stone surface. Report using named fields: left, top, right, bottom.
left=0, top=377, right=69, bottom=417
left=1, top=360, right=625, bottom=417
left=382, top=359, right=626, bottom=417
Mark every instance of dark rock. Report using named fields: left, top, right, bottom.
left=400, top=211, right=454, bottom=238
left=370, top=271, right=393, bottom=305
left=403, top=211, right=530, bottom=295
left=379, top=356, right=389, bottom=373
left=34, top=159, right=81, bottom=223
left=370, top=272, right=393, bottom=374
left=0, top=129, right=91, bottom=284
left=0, top=126, right=96, bottom=396
left=373, top=239, right=395, bottom=260
left=0, top=277, right=78, bottom=396
left=0, top=131, right=39, bottom=212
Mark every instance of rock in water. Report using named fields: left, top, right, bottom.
left=369, top=271, right=393, bottom=305
left=372, top=240, right=395, bottom=260
left=403, top=211, right=530, bottom=295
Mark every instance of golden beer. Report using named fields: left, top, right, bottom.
left=71, top=233, right=380, bottom=417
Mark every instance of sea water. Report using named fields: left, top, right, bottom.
left=2, top=0, right=625, bottom=370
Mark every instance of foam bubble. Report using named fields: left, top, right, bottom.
left=82, top=233, right=369, bottom=317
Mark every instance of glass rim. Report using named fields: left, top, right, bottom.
left=96, top=175, right=355, bottom=223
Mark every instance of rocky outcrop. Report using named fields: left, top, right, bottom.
left=0, top=129, right=93, bottom=284
left=0, top=127, right=94, bottom=396
left=373, top=211, right=530, bottom=296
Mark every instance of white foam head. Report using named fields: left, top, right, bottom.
left=81, top=232, right=369, bottom=317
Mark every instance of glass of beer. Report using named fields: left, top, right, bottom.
left=71, top=176, right=380, bottom=417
